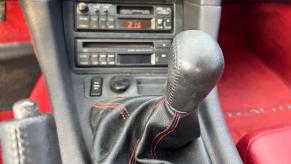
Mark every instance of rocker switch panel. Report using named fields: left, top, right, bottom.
left=90, top=77, right=103, bottom=96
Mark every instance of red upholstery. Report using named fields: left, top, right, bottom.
left=0, top=76, right=51, bottom=119
left=218, top=3, right=291, bottom=143
left=0, top=0, right=31, bottom=43
left=0, top=111, right=13, bottom=122
left=237, top=126, right=291, bottom=164
left=29, top=75, right=52, bottom=113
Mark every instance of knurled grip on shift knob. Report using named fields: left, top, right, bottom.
left=167, top=30, right=224, bottom=113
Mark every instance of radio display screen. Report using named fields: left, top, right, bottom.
left=117, top=6, right=152, bottom=15
left=119, top=54, right=151, bottom=65
left=118, top=19, right=152, bottom=30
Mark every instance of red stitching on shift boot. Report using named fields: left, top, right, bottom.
left=94, top=105, right=127, bottom=119
left=151, top=112, right=177, bottom=158
left=153, top=115, right=181, bottom=159
left=94, top=102, right=129, bottom=120
left=109, top=103, right=130, bottom=117
left=145, top=98, right=166, bottom=119
left=96, top=102, right=129, bottom=117
left=129, top=139, right=140, bottom=164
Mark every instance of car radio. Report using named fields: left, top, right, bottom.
left=75, top=2, right=173, bottom=31
left=75, top=39, right=171, bottom=67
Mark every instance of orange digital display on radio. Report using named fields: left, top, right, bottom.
left=118, top=19, right=152, bottom=30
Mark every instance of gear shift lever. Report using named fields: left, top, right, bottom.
left=90, top=30, right=225, bottom=163
left=167, top=30, right=224, bottom=113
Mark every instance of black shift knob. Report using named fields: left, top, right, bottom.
left=167, top=30, right=224, bottom=113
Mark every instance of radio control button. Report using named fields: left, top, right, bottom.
left=156, top=41, right=171, bottom=48
left=157, top=18, right=163, bottom=25
left=99, top=16, right=107, bottom=29
left=156, top=6, right=172, bottom=16
left=107, top=5, right=117, bottom=15
left=91, top=4, right=101, bottom=15
left=101, top=4, right=115, bottom=15
left=90, top=16, right=99, bottom=29
left=77, top=3, right=89, bottom=14
left=107, top=17, right=115, bottom=29
left=76, top=16, right=90, bottom=29
left=99, top=53, right=107, bottom=65
left=107, top=53, right=115, bottom=65
left=79, top=53, right=89, bottom=58
left=90, top=53, right=99, bottom=65
left=78, top=60, right=89, bottom=66
left=100, top=5, right=108, bottom=15
left=156, top=18, right=164, bottom=30
left=163, top=18, right=172, bottom=30
left=103, top=9, right=109, bottom=15
left=156, top=52, right=168, bottom=65
left=77, top=53, right=90, bottom=66
left=94, top=9, right=100, bottom=15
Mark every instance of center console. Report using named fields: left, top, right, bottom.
left=19, top=0, right=242, bottom=163
left=62, top=1, right=184, bottom=98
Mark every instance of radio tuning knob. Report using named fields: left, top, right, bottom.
left=78, top=3, right=89, bottom=13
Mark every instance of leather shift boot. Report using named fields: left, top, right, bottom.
left=90, top=96, right=201, bottom=164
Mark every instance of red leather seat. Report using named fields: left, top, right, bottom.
left=237, top=125, right=291, bottom=164
left=0, top=111, right=13, bottom=122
